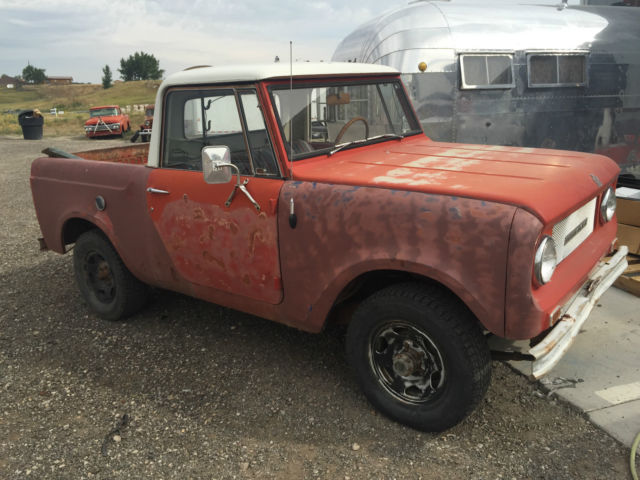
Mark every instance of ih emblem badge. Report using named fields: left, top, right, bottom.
left=590, top=174, right=602, bottom=187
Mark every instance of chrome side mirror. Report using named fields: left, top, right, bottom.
left=201, top=145, right=261, bottom=212
left=202, top=146, right=233, bottom=184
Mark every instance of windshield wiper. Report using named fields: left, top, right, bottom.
left=328, top=133, right=405, bottom=156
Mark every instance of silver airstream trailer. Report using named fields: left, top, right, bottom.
left=332, top=1, right=640, bottom=182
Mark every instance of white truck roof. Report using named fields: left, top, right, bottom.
left=161, top=62, right=399, bottom=88
left=147, top=62, right=400, bottom=168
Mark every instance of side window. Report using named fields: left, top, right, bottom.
left=460, top=54, right=514, bottom=89
left=204, top=95, right=243, bottom=134
left=238, top=91, right=280, bottom=176
left=163, top=88, right=278, bottom=176
left=528, top=54, right=587, bottom=87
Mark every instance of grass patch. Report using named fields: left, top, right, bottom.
left=0, top=81, right=157, bottom=136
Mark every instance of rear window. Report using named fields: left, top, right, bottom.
left=460, top=54, right=514, bottom=89
left=528, top=54, right=587, bottom=87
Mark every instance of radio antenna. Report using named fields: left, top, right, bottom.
left=289, top=40, right=294, bottom=180
left=287, top=40, right=298, bottom=229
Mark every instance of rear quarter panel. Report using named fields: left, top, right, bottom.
left=30, top=157, right=176, bottom=287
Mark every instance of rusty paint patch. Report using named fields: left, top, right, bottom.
left=157, top=198, right=278, bottom=297
left=278, top=182, right=516, bottom=335
left=147, top=169, right=284, bottom=305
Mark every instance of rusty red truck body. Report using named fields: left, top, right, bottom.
left=31, top=63, right=628, bottom=431
left=84, top=105, right=130, bottom=138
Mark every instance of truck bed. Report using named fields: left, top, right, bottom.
left=31, top=146, right=153, bottom=258
left=73, top=143, right=149, bottom=164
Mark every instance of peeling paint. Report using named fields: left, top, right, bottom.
left=404, top=156, right=481, bottom=171
left=289, top=135, right=619, bottom=225
left=449, top=207, right=462, bottom=220
left=278, top=182, right=516, bottom=334
left=147, top=169, right=284, bottom=305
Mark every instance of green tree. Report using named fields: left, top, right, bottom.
left=118, top=52, right=164, bottom=81
left=102, top=65, right=113, bottom=89
left=22, top=64, right=46, bottom=84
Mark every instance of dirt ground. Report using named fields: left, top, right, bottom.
left=0, top=135, right=631, bottom=479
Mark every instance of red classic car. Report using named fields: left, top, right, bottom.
left=84, top=105, right=130, bottom=138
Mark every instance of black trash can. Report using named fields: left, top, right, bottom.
left=18, top=110, right=44, bottom=140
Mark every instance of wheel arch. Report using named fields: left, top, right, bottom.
left=62, top=217, right=98, bottom=247
left=319, top=263, right=496, bottom=336
left=60, top=215, right=119, bottom=255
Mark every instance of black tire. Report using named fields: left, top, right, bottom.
left=346, top=282, right=491, bottom=432
left=73, top=230, right=148, bottom=321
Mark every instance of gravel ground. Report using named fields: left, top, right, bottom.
left=0, top=135, right=631, bottom=479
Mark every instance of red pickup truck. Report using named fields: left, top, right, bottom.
left=84, top=105, right=130, bottom=138
left=31, top=63, right=628, bottom=431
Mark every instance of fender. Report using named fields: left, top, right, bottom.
left=277, top=181, right=517, bottom=336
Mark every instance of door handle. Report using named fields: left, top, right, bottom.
left=147, top=187, right=170, bottom=195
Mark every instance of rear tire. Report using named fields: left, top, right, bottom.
left=346, top=282, right=491, bottom=431
left=73, top=230, right=148, bottom=320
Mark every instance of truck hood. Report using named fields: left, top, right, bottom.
left=85, top=116, right=121, bottom=125
left=291, top=135, right=620, bottom=225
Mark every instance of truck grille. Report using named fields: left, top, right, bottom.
left=89, top=125, right=117, bottom=132
left=552, top=197, right=596, bottom=262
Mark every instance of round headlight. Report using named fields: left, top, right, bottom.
left=534, top=236, right=557, bottom=285
left=600, top=187, right=616, bottom=223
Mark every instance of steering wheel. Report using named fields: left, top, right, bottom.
left=334, top=116, right=369, bottom=144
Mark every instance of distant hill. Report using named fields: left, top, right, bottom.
left=0, top=80, right=158, bottom=137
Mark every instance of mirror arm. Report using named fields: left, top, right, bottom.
left=238, top=182, right=261, bottom=212
left=218, top=162, right=261, bottom=212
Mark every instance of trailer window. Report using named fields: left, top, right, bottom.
left=528, top=54, right=587, bottom=87
left=460, top=54, right=514, bottom=89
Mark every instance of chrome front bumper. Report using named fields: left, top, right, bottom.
left=529, top=246, right=628, bottom=379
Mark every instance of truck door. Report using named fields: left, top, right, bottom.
left=147, top=87, right=284, bottom=304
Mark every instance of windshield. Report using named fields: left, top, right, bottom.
left=90, top=108, right=118, bottom=117
left=271, top=80, right=421, bottom=160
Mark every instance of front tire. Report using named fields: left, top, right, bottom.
left=346, top=282, right=491, bottom=431
left=73, top=230, right=148, bottom=321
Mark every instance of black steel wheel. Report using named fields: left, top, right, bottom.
left=73, top=230, right=148, bottom=321
left=346, top=282, right=491, bottom=431
left=369, top=321, right=446, bottom=404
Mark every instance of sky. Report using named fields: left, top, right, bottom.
left=0, top=0, right=583, bottom=84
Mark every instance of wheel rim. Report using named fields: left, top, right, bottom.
left=84, top=251, right=115, bottom=304
left=368, top=321, right=446, bottom=404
